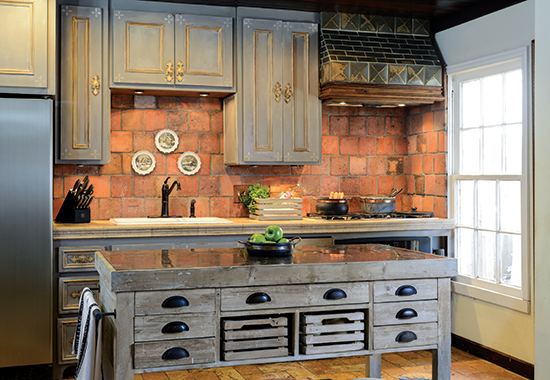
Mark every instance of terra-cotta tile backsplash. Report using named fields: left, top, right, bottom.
left=53, top=94, right=447, bottom=220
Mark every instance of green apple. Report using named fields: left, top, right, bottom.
left=278, top=238, right=289, bottom=243
left=265, top=225, right=283, bottom=242
left=248, top=233, right=266, bottom=243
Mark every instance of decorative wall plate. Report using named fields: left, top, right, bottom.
left=131, top=151, right=156, bottom=175
left=178, top=152, right=201, bottom=175
left=155, top=129, right=179, bottom=153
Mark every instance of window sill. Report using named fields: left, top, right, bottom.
left=451, top=280, right=531, bottom=313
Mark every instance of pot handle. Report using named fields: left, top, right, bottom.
left=289, top=236, right=302, bottom=245
left=238, top=240, right=248, bottom=246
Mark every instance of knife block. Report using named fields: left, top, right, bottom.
left=55, top=191, right=91, bottom=223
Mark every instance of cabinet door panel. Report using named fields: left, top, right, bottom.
left=242, top=18, right=283, bottom=162
left=175, top=14, right=232, bottom=87
left=283, top=22, right=320, bottom=163
left=112, top=10, right=174, bottom=85
left=59, top=5, right=104, bottom=161
left=0, top=0, right=48, bottom=88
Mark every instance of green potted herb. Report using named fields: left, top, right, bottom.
left=239, top=183, right=270, bottom=213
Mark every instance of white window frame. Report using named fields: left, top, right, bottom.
left=447, top=46, right=532, bottom=313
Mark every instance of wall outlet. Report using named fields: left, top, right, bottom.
left=233, top=185, right=249, bottom=203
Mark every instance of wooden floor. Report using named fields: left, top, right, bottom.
left=125, top=348, right=529, bottom=380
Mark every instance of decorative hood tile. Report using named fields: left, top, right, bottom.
left=319, top=12, right=445, bottom=106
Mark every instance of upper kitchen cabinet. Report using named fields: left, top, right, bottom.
left=57, top=2, right=110, bottom=164
left=111, top=9, right=233, bottom=91
left=0, top=0, right=55, bottom=94
left=224, top=12, right=320, bottom=165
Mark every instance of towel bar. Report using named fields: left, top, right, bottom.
left=93, top=309, right=116, bottom=321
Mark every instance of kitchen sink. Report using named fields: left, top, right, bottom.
left=110, top=217, right=233, bottom=225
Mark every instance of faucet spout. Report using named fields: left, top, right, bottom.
left=160, top=177, right=180, bottom=217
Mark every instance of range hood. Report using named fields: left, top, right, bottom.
left=319, top=12, right=445, bottom=107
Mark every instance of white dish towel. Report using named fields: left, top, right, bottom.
left=72, top=287, right=103, bottom=380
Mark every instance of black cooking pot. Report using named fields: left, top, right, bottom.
left=315, top=198, right=349, bottom=215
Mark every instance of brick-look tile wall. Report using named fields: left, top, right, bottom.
left=52, top=95, right=447, bottom=220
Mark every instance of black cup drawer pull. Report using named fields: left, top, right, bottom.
left=395, top=331, right=418, bottom=343
left=395, top=285, right=417, bottom=296
left=323, top=288, right=347, bottom=300
left=162, top=321, right=189, bottom=334
left=395, top=308, right=418, bottom=320
left=162, top=347, right=189, bottom=360
left=162, top=296, right=189, bottom=308
left=246, top=292, right=271, bottom=304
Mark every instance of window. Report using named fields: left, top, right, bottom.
left=448, top=47, right=531, bottom=311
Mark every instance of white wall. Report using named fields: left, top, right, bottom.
left=534, top=0, right=550, bottom=377
left=435, top=0, right=535, bottom=364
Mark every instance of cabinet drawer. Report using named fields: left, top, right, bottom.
left=57, top=317, right=77, bottom=364
left=134, top=338, right=216, bottom=369
left=135, top=313, right=216, bottom=342
left=373, top=322, right=438, bottom=350
left=373, top=279, right=437, bottom=303
left=373, top=300, right=438, bottom=326
left=58, top=276, right=99, bottom=314
left=221, top=282, right=369, bottom=311
left=135, top=289, right=216, bottom=316
left=58, top=246, right=104, bottom=273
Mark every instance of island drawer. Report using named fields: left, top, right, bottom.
left=221, top=282, right=369, bottom=311
left=135, top=289, right=216, bottom=315
left=373, top=322, right=438, bottom=350
left=134, top=338, right=216, bottom=369
left=373, top=300, right=438, bottom=326
left=58, top=276, right=99, bottom=314
left=58, top=246, right=104, bottom=273
left=134, top=313, right=216, bottom=342
left=373, top=279, right=437, bottom=303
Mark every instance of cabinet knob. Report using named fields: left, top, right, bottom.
left=162, top=347, right=189, bottom=360
left=395, top=308, right=418, bottom=320
left=162, top=321, right=189, bottom=334
left=91, top=74, right=100, bottom=96
left=395, top=285, right=417, bottom=296
left=323, top=288, right=347, bottom=300
left=246, top=292, right=271, bottom=304
left=395, top=330, right=417, bottom=343
left=161, top=295, right=189, bottom=308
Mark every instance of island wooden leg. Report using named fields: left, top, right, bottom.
left=432, top=277, right=452, bottom=380
left=114, top=292, right=134, bottom=380
left=366, top=353, right=382, bottom=378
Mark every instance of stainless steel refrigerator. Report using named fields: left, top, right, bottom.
left=0, top=97, right=53, bottom=368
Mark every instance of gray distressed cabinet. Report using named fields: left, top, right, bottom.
left=0, top=0, right=55, bottom=94
left=111, top=10, right=233, bottom=89
left=224, top=15, right=321, bottom=165
left=58, top=3, right=110, bottom=163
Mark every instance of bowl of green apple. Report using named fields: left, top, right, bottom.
left=239, top=225, right=301, bottom=256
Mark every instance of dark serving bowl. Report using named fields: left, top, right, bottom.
left=238, top=236, right=302, bottom=256
left=315, top=197, right=349, bottom=215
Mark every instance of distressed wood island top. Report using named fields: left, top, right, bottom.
left=96, top=244, right=457, bottom=380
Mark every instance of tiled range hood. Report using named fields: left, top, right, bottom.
left=319, top=12, right=445, bottom=107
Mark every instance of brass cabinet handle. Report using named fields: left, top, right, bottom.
left=176, top=61, right=184, bottom=82
left=284, top=83, right=293, bottom=103
left=274, top=82, right=282, bottom=102
left=91, top=74, right=100, bottom=96
left=165, top=61, right=174, bottom=82
left=70, top=290, right=83, bottom=299
left=69, top=254, right=94, bottom=264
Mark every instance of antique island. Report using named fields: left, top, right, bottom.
left=95, top=244, right=457, bottom=380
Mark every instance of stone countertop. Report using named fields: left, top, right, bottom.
left=96, top=243, right=458, bottom=292
left=53, top=217, right=456, bottom=240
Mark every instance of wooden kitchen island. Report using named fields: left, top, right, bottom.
left=95, top=244, right=457, bottom=380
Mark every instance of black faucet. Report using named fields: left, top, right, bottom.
left=189, top=199, right=196, bottom=218
left=160, top=177, right=181, bottom=217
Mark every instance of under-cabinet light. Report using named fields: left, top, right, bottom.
left=199, top=93, right=210, bottom=97
left=134, top=90, right=144, bottom=94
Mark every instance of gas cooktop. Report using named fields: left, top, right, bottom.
left=306, top=210, right=434, bottom=220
